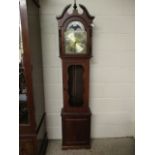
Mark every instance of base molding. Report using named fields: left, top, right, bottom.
left=62, top=144, right=90, bottom=150
left=61, top=108, right=91, bottom=149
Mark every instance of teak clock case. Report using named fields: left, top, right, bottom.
left=57, top=3, right=94, bottom=149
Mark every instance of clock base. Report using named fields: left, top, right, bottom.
left=61, top=108, right=91, bottom=149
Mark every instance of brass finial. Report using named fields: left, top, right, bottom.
left=73, top=0, right=77, bottom=10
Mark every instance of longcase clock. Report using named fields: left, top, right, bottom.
left=57, top=1, right=94, bottom=149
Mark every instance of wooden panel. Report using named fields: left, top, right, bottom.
left=62, top=110, right=91, bottom=149
left=20, top=137, right=36, bottom=155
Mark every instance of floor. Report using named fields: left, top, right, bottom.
left=46, top=137, right=135, bottom=155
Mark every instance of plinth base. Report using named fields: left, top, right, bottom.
left=61, top=108, right=91, bottom=149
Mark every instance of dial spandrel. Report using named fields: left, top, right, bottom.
left=65, top=21, right=87, bottom=54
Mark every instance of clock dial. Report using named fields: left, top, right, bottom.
left=65, top=21, right=87, bottom=54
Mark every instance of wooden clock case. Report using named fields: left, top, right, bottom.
left=19, top=0, right=48, bottom=154
left=57, top=3, right=94, bottom=149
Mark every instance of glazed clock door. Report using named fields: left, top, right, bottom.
left=63, top=60, right=89, bottom=112
left=64, top=21, right=87, bottom=55
left=19, top=4, right=36, bottom=134
left=19, top=16, right=29, bottom=125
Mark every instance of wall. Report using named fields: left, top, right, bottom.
left=40, top=0, right=135, bottom=139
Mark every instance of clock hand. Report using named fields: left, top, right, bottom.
left=74, top=41, right=77, bottom=53
left=76, top=42, right=84, bottom=53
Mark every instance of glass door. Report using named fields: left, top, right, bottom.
left=19, top=16, right=29, bottom=124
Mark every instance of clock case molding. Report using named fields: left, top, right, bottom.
left=57, top=3, right=94, bottom=149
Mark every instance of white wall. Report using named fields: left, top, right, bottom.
left=40, top=0, right=135, bottom=139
